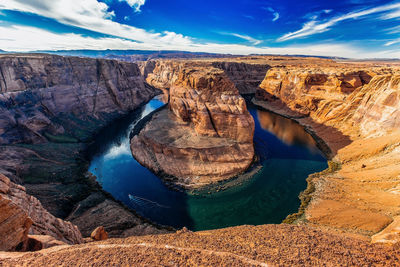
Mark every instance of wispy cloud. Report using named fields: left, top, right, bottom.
left=262, top=7, right=280, bottom=22
left=278, top=2, right=400, bottom=42
left=243, top=15, right=255, bottom=20
left=384, top=39, right=400, bottom=46
left=120, top=0, right=146, bottom=13
left=218, top=32, right=262, bottom=45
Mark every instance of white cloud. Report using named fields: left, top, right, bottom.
left=0, top=0, right=189, bottom=46
left=381, top=8, right=400, bottom=20
left=272, top=12, right=280, bottom=22
left=120, top=0, right=146, bottom=12
left=262, top=7, right=280, bottom=22
left=278, top=2, right=400, bottom=41
left=218, top=32, right=262, bottom=45
left=1, top=24, right=399, bottom=59
left=384, top=39, right=400, bottom=46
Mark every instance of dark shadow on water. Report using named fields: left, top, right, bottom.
left=88, top=97, right=328, bottom=231
left=87, top=98, right=195, bottom=229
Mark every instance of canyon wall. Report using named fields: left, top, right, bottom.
left=211, top=61, right=270, bottom=94
left=0, top=54, right=163, bottom=243
left=131, top=64, right=255, bottom=189
left=0, top=54, right=156, bottom=145
left=255, top=66, right=400, bottom=243
left=0, top=174, right=82, bottom=250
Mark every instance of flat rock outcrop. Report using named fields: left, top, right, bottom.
left=131, top=66, right=255, bottom=189
left=1, top=224, right=399, bottom=266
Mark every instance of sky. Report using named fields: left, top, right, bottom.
left=0, top=0, right=399, bottom=58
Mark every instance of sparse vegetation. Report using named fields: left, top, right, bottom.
left=283, top=160, right=342, bottom=224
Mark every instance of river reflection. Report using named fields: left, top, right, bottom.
left=257, top=109, right=318, bottom=152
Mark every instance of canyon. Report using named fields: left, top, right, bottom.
left=0, top=54, right=399, bottom=265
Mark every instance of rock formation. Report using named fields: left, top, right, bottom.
left=255, top=65, right=400, bottom=244
left=0, top=191, right=32, bottom=251
left=0, top=174, right=82, bottom=248
left=211, top=61, right=270, bottom=94
left=131, top=66, right=255, bottom=189
left=0, top=54, right=156, bottom=145
left=0, top=54, right=163, bottom=240
left=91, top=226, right=108, bottom=241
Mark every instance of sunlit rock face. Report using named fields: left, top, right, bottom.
left=131, top=66, right=255, bottom=189
left=256, top=67, right=375, bottom=116
left=255, top=66, right=400, bottom=245
left=0, top=174, right=82, bottom=249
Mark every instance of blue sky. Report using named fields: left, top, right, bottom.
left=0, top=0, right=399, bottom=58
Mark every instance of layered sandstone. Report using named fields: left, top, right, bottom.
left=0, top=54, right=156, bottom=145
left=211, top=61, right=270, bottom=94
left=255, top=67, right=400, bottom=244
left=0, top=54, right=163, bottom=239
left=0, top=174, right=82, bottom=247
left=131, top=66, right=255, bottom=189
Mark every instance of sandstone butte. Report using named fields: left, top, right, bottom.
left=131, top=64, right=255, bottom=189
left=0, top=54, right=400, bottom=266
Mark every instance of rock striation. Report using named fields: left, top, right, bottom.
left=255, top=66, right=400, bottom=244
left=131, top=66, right=255, bottom=189
left=0, top=54, right=156, bottom=145
left=0, top=54, right=163, bottom=241
left=211, top=61, right=270, bottom=94
left=0, top=174, right=82, bottom=248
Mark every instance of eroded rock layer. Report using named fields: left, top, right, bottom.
left=131, top=66, right=255, bottom=189
left=0, top=54, right=163, bottom=240
left=0, top=174, right=82, bottom=250
left=255, top=66, right=400, bottom=244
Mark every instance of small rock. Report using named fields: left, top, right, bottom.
left=90, top=226, right=108, bottom=241
left=176, top=227, right=191, bottom=234
left=361, top=164, right=366, bottom=168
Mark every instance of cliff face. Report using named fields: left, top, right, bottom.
left=0, top=54, right=162, bottom=243
left=211, top=62, right=270, bottom=94
left=131, top=66, right=255, bottom=189
left=255, top=67, right=400, bottom=244
left=255, top=68, right=375, bottom=116
left=0, top=54, right=156, bottom=145
left=0, top=174, right=82, bottom=247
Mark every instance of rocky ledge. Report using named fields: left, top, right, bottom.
left=131, top=66, right=255, bottom=189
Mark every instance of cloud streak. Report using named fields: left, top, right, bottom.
left=218, top=32, right=262, bottom=45
left=278, top=2, right=400, bottom=42
left=263, top=7, right=280, bottom=22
